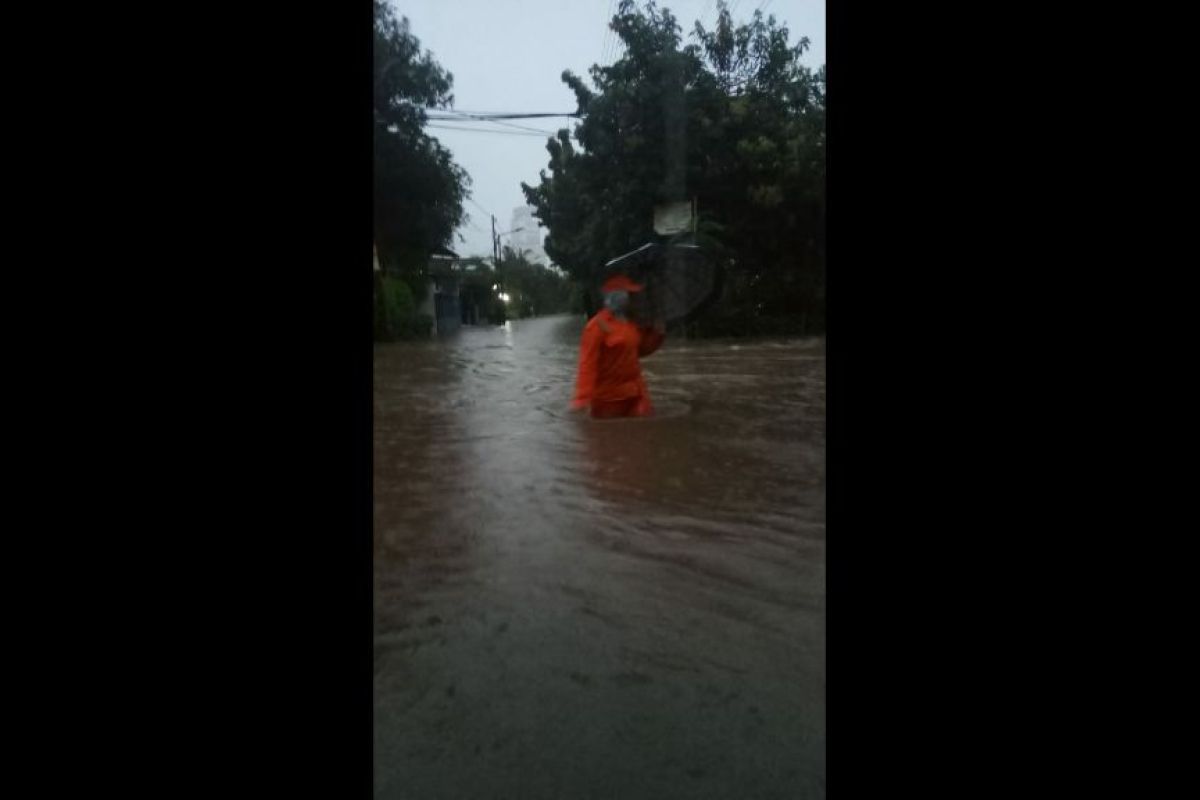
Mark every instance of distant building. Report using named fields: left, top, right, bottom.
left=509, top=206, right=549, bottom=265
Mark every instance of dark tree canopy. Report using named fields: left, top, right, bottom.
left=374, top=2, right=470, bottom=278
left=523, top=0, right=825, bottom=335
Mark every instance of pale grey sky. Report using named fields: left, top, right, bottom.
left=392, top=0, right=825, bottom=259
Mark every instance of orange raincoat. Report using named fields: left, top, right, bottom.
left=571, top=277, right=665, bottom=418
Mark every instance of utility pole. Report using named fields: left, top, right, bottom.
left=492, top=215, right=498, bottom=264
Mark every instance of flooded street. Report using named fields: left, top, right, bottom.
left=374, top=314, right=826, bottom=799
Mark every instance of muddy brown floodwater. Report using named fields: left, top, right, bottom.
left=374, top=314, right=825, bottom=799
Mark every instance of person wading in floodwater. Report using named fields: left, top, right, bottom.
left=570, top=273, right=666, bottom=419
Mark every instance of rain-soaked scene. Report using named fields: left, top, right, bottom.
left=375, top=1, right=825, bottom=797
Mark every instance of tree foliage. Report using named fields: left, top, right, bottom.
left=374, top=2, right=470, bottom=280
left=451, top=258, right=507, bottom=326
left=495, top=248, right=575, bottom=319
left=522, top=0, right=825, bottom=335
left=374, top=274, right=432, bottom=340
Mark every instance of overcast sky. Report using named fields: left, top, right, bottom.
left=392, top=0, right=825, bottom=259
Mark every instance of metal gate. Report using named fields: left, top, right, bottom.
left=434, top=293, right=461, bottom=334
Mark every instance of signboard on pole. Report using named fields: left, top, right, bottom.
left=653, top=200, right=695, bottom=235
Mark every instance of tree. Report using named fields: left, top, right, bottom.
left=374, top=2, right=470, bottom=284
left=494, top=247, right=574, bottom=319
left=453, top=257, right=508, bottom=326
left=522, top=0, right=825, bottom=335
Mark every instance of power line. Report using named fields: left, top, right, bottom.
left=403, top=101, right=578, bottom=120
left=427, top=124, right=547, bottom=138
left=463, top=199, right=495, bottom=239
left=435, top=111, right=579, bottom=119
left=426, top=109, right=557, bottom=135
left=426, top=123, right=550, bottom=138
left=467, top=197, right=494, bottom=219
left=426, top=116, right=554, bottom=135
